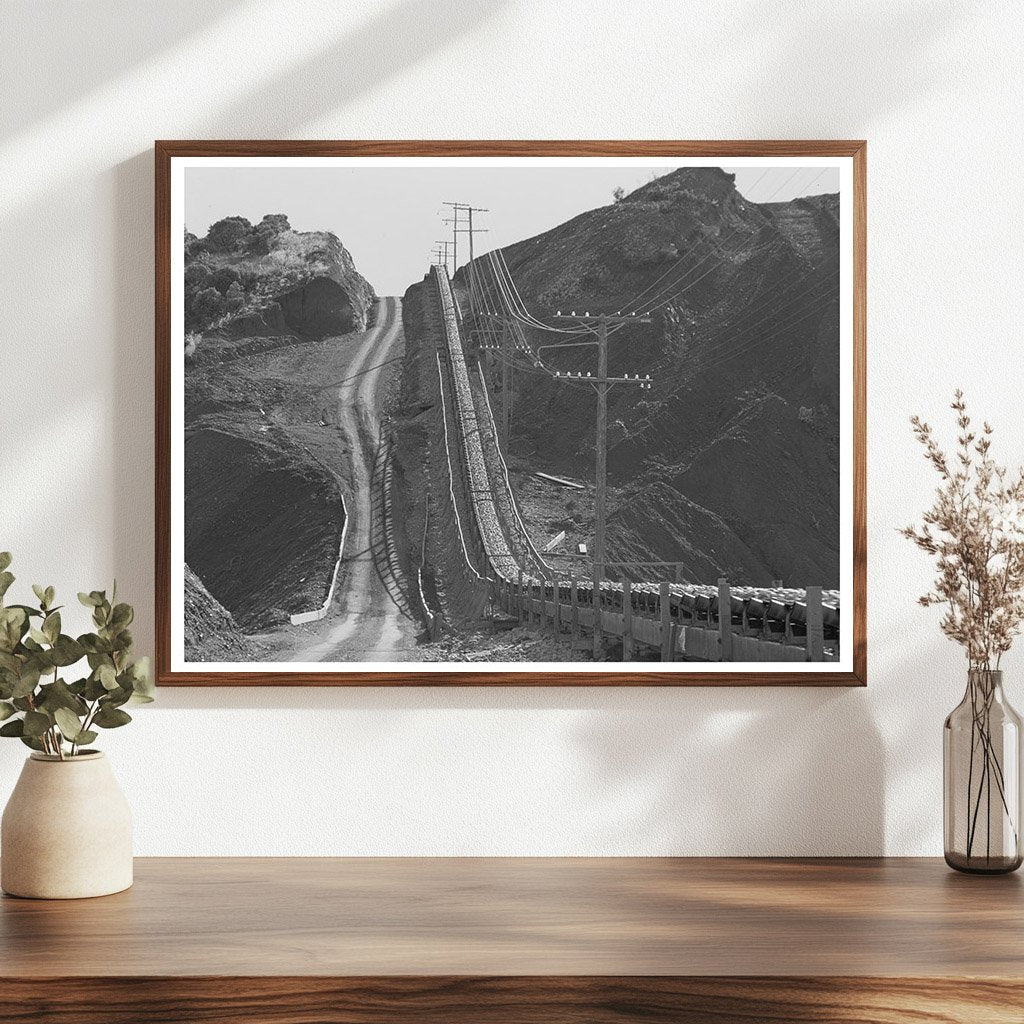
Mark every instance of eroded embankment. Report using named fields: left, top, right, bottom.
left=185, top=427, right=344, bottom=629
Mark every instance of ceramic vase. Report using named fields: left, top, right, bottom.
left=1, top=751, right=133, bottom=898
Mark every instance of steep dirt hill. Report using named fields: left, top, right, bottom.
left=183, top=564, right=259, bottom=661
left=455, top=167, right=841, bottom=589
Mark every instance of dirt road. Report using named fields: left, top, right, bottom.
left=267, top=297, right=421, bottom=663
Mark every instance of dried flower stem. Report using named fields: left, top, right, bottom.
left=904, top=391, right=1024, bottom=864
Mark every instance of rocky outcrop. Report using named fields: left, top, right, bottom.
left=184, top=214, right=375, bottom=338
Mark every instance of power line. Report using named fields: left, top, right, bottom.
left=549, top=311, right=653, bottom=658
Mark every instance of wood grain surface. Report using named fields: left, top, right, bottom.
left=2, top=857, right=1020, bottom=1023
left=1, top=857, right=1020, bottom=976
left=155, top=139, right=867, bottom=687
left=0, top=976, right=1022, bottom=1024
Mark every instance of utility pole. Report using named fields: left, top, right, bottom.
left=443, top=202, right=488, bottom=311
left=551, top=311, right=652, bottom=657
left=433, top=240, right=452, bottom=276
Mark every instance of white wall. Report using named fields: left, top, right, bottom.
left=1, top=0, right=1022, bottom=856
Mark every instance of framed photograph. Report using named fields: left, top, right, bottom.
left=156, top=141, right=865, bottom=686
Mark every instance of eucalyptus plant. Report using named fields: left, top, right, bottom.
left=0, top=553, right=153, bottom=759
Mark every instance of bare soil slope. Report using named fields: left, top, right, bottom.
left=456, top=167, right=841, bottom=589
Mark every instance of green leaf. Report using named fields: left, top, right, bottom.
left=98, top=663, right=118, bottom=690
left=7, top=604, right=42, bottom=619
left=127, top=656, right=154, bottom=703
left=80, top=635, right=112, bottom=656
left=0, top=701, right=16, bottom=721
left=78, top=592, right=100, bottom=608
left=0, top=719, right=24, bottom=737
left=28, top=627, right=49, bottom=646
left=83, top=675, right=108, bottom=701
left=104, top=684, right=132, bottom=708
left=36, top=678, right=88, bottom=716
left=42, top=611, right=60, bottom=644
left=0, top=553, right=11, bottom=573
left=31, top=584, right=47, bottom=608
left=11, top=665, right=41, bottom=699
left=44, top=586, right=55, bottom=609
left=93, top=705, right=132, bottom=729
left=19, top=734, right=45, bottom=752
left=50, top=635, right=85, bottom=668
left=0, top=572, right=14, bottom=601
left=0, top=607, right=27, bottom=652
left=110, top=603, right=133, bottom=629
left=22, top=710, right=51, bottom=738
left=74, top=730, right=97, bottom=747
left=53, top=707, right=85, bottom=742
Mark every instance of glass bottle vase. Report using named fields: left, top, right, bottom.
left=944, top=669, right=1023, bottom=873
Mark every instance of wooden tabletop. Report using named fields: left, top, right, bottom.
left=1, top=856, right=1021, bottom=978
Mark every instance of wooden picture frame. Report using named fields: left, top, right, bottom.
left=156, top=140, right=866, bottom=686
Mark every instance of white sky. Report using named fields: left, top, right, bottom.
left=185, top=164, right=839, bottom=296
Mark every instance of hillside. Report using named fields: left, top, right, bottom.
left=455, top=168, right=841, bottom=589
left=183, top=213, right=375, bottom=635
left=184, top=214, right=375, bottom=347
left=183, top=565, right=259, bottom=661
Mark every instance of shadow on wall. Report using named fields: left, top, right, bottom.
left=727, top=0, right=972, bottom=133
left=0, top=1, right=245, bottom=138
left=148, top=681, right=885, bottom=856
left=198, top=0, right=508, bottom=137
left=573, top=688, right=884, bottom=856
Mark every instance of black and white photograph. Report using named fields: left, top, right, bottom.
left=162, top=147, right=861, bottom=680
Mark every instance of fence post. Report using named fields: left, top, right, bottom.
left=570, top=572, right=579, bottom=637
left=552, top=579, right=561, bottom=634
left=592, top=564, right=603, bottom=660
left=806, top=585, right=824, bottom=661
left=660, top=581, right=673, bottom=662
left=622, top=579, right=633, bottom=662
left=718, top=577, right=733, bottom=662
left=517, top=570, right=524, bottom=621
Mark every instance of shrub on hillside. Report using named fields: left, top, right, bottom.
left=210, top=266, right=241, bottom=294
left=206, top=216, right=253, bottom=252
